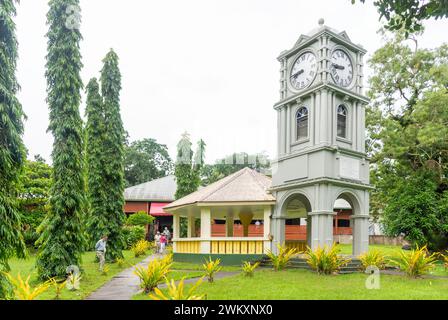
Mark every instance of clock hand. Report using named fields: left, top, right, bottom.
left=332, top=63, right=345, bottom=70
left=291, top=69, right=304, bottom=79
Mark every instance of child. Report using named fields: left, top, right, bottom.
left=160, top=234, right=167, bottom=254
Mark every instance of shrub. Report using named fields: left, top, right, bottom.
left=359, top=249, right=387, bottom=271
left=66, top=273, right=82, bottom=291
left=23, top=229, right=39, bottom=248
left=442, top=252, right=448, bottom=269
left=126, top=211, right=155, bottom=226
left=266, top=244, right=297, bottom=271
left=389, top=245, right=437, bottom=277
left=4, top=273, right=51, bottom=300
left=132, top=240, right=151, bottom=257
left=49, top=278, right=66, bottom=300
left=202, top=258, right=222, bottom=283
left=305, top=244, right=351, bottom=275
left=122, top=225, right=146, bottom=249
left=149, top=277, right=205, bottom=300
left=134, top=254, right=173, bottom=293
left=241, top=261, right=260, bottom=277
left=116, top=258, right=125, bottom=268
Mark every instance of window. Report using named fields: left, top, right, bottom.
left=337, top=105, right=347, bottom=138
left=296, top=107, right=308, bottom=140
left=337, top=219, right=350, bottom=228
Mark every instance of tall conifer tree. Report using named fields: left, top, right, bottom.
left=100, top=50, right=125, bottom=261
left=36, top=0, right=86, bottom=279
left=0, top=0, right=27, bottom=298
left=85, top=78, right=108, bottom=246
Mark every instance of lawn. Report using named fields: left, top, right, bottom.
left=7, top=250, right=151, bottom=300
left=135, top=268, right=448, bottom=300
left=133, top=244, right=448, bottom=300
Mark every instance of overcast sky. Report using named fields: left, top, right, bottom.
left=15, top=0, right=448, bottom=164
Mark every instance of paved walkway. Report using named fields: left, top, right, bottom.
left=86, top=254, right=160, bottom=300
left=86, top=254, right=238, bottom=300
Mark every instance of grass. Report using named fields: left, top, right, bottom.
left=338, top=244, right=404, bottom=256
left=134, top=268, right=448, bottom=300
left=8, top=250, right=151, bottom=300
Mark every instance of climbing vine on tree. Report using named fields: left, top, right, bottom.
left=36, top=0, right=86, bottom=280
left=0, top=0, right=27, bottom=298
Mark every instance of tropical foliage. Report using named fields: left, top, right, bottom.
left=359, top=249, right=387, bottom=271
left=122, top=225, right=146, bottom=249
left=124, top=138, right=173, bottom=187
left=201, top=152, right=270, bottom=186
left=126, top=211, right=155, bottom=227
left=18, top=157, right=52, bottom=247
left=131, top=240, right=151, bottom=258
left=36, top=0, right=86, bottom=280
left=367, top=31, right=448, bottom=250
left=266, top=244, right=297, bottom=271
left=149, top=277, right=205, bottom=300
left=66, top=272, right=82, bottom=291
left=353, top=0, right=448, bottom=35
left=305, top=244, right=351, bottom=275
left=174, top=133, right=205, bottom=200
left=99, top=49, right=126, bottom=261
left=134, top=254, right=173, bottom=293
left=50, top=278, right=66, bottom=300
left=202, top=258, right=222, bottom=283
left=389, top=245, right=438, bottom=277
left=0, top=0, right=27, bottom=299
left=241, top=261, right=260, bottom=277
left=4, top=273, right=51, bottom=300
left=85, top=78, right=109, bottom=248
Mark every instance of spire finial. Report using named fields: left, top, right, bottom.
left=318, top=18, right=325, bottom=26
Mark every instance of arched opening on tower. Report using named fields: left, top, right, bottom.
left=332, top=191, right=365, bottom=256
left=282, top=194, right=312, bottom=252
left=332, top=198, right=353, bottom=248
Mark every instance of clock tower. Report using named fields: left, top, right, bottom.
left=270, top=19, right=372, bottom=256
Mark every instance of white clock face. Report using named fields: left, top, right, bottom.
left=330, top=49, right=353, bottom=87
left=290, top=52, right=317, bottom=90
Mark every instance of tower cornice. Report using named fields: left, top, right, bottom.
left=273, top=82, right=370, bottom=110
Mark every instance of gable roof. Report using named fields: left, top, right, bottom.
left=164, top=168, right=275, bottom=210
left=124, top=175, right=176, bottom=202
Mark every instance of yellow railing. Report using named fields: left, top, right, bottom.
left=285, top=241, right=308, bottom=252
left=176, top=241, right=200, bottom=254
left=211, top=240, right=264, bottom=254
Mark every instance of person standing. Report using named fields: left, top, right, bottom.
left=154, top=231, right=161, bottom=254
left=160, top=234, right=167, bottom=254
left=163, top=227, right=171, bottom=242
left=95, top=235, right=108, bottom=272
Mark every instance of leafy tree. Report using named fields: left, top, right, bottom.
left=85, top=78, right=109, bottom=247
left=201, top=152, right=270, bottom=186
left=353, top=0, right=448, bottom=36
left=18, top=157, right=52, bottom=247
left=367, top=31, right=448, bottom=249
left=36, top=0, right=86, bottom=280
left=0, top=0, right=27, bottom=298
left=124, top=138, right=173, bottom=187
left=100, top=49, right=126, bottom=261
left=174, top=132, right=204, bottom=199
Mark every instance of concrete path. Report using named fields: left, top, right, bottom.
left=86, top=254, right=160, bottom=300
left=86, top=254, right=238, bottom=300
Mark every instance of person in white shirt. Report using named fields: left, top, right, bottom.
left=95, top=235, right=108, bottom=272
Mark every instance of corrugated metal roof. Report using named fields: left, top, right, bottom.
left=124, top=175, right=176, bottom=202
left=164, top=168, right=275, bottom=210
